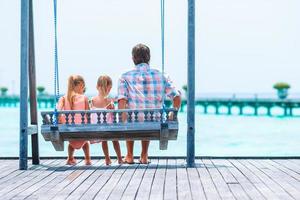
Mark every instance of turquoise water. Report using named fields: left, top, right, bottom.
left=1, top=107, right=300, bottom=157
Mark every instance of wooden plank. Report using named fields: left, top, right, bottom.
left=229, top=159, right=280, bottom=200
left=273, top=159, right=300, bottom=174
left=0, top=159, right=62, bottom=199
left=0, top=159, right=55, bottom=195
left=26, top=159, right=85, bottom=199
left=9, top=160, right=71, bottom=200
left=28, top=159, right=87, bottom=200
left=149, top=159, right=167, bottom=200
left=92, top=163, right=129, bottom=200
left=202, top=159, right=236, bottom=199
left=239, top=159, right=294, bottom=200
left=0, top=161, right=48, bottom=185
left=196, top=159, right=221, bottom=200
left=64, top=160, right=105, bottom=200
left=249, top=159, right=300, bottom=199
left=164, top=159, right=178, bottom=200
left=0, top=161, right=21, bottom=180
left=51, top=160, right=103, bottom=200
left=266, top=159, right=300, bottom=181
left=20, top=160, right=101, bottom=200
left=187, top=159, right=206, bottom=200
left=80, top=160, right=121, bottom=200
left=210, top=159, right=238, bottom=184
left=176, top=159, right=193, bottom=200
left=107, top=163, right=139, bottom=200
left=290, top=159, right=300, bottom=166
left=44, top=159, right=98, bottom=200
left=135, top=159, right=159, bottom=200
left=213, top=159, right=265, bottom=200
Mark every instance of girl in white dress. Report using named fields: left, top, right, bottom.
left=90, top=75, right=123, bottom=165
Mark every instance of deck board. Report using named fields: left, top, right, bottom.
left=215, top=159, right=265, bottom=200
left=202, top=159, right=236, bottom=199
left=135, top=159, right=159, bottom=200
left=239, top=159, right=294, bottom=200
left=0, top=158, right=299, bottom=200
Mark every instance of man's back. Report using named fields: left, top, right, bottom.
left=118, top=63, right=178, bottom=109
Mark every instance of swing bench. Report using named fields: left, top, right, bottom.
left=41, top=108, right=179, bottom=151
left=40, top=0, right=179, bottom=151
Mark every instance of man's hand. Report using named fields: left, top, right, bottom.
left=173, top=96, right=181, bottom=110
left=118, top=99, right=128, bottom=122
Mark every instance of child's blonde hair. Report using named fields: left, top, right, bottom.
left=97, top=75, right=112, bottom=97
left=67, top=75, right=85, bottom=109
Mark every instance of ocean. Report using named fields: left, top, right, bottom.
left=1, top=107, right=300, bottom=157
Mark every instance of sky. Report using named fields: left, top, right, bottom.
left=0, top=0, right=299, bottom=97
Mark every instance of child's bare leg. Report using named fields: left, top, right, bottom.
left=125, top=140, right=134, bottom=164
left=66, top=143, right=76, bottom=165
left=102, top=141, right=111, bottom=165
left=82, top=142, right=92, bottom=165
left=112, top=141, right=123, bottom=164
left=140, top=140, right=150, bottom=164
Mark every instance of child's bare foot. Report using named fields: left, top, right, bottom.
left=124, top=155, right=134, bottom=164
left=85, top=159, right=92, bottom=165
left=118, top=159, right=124, bottom=164
left=105, top=159, right=112, bottom=165
left=66, top=158, right=77, bottom=165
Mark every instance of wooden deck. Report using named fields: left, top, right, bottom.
left=0, top=159, right=299, bottom=200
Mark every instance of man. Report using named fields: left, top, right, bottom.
left=118, top=43, right=181, bottom=164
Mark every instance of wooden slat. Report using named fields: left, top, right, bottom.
left=107, top=163, right=139, bottom=200
left=273, top=159, right=300, bottom=174
left=239, top=159, right=294, bottom=200
left=0, top=159, right=298, bottom=199
left=202, top=159, right=236, bottom=199
left=290, top=159, right=300, bottom=166
left=65, top=160, right=105, bottom=200
left=149, top=159, right=167, bottom=200
left=196, top=159, right=221, bottom=199
left=135, top=159, right=159, bottom=200
left=0, top=159, right=56, bottom=196
left=52, top=160, right=103, bottom=200
left=8, top=160, right=70, bottom=200
left=266, top=159, right=300, bottom=181
left=0, top=159, right=62, bottom=199
left=213, top=159, right=265, bottom=200
left=176, top=159, right=193, bottom=200
left=187, top=159, right=206, bottom=200
left=229, top=159, right=280, bottom=200
left=93, top=163, right=129, bottom=200
left=249, top=159, right=300, bottom=199
left=80, top=160, right=121, bottom=200
left=30, top=159, right=86, bottom=199
left=26, top=159, right=85, bottom=199
left=164, top=159, right=178, bottom=200
left=0, top=159, right=42, bottom=182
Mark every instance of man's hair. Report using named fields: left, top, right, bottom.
left=132, top=44, right=151, bottom=65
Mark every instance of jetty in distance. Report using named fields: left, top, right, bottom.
left=0, top=94, right=299, bottom=117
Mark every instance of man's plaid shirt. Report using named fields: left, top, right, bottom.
left=118, top=63, right=180, bottom=109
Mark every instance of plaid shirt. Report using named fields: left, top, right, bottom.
left=118, top=63, right=179, bottom=109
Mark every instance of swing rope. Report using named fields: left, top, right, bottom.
left=52, top=0, right=167, bottom=122
left=53, top=0, right=60, bottom=126
left=161, top=0, right=167, bottom=120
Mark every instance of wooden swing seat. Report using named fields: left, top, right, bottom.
left=41, top=108, right=179, bottom=151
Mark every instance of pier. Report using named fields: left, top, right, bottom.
left=1, top=96, right=299, bottom=116
left=0, top=158, right=299, bottom=199
left=180, top=98, right=300, bottom=116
